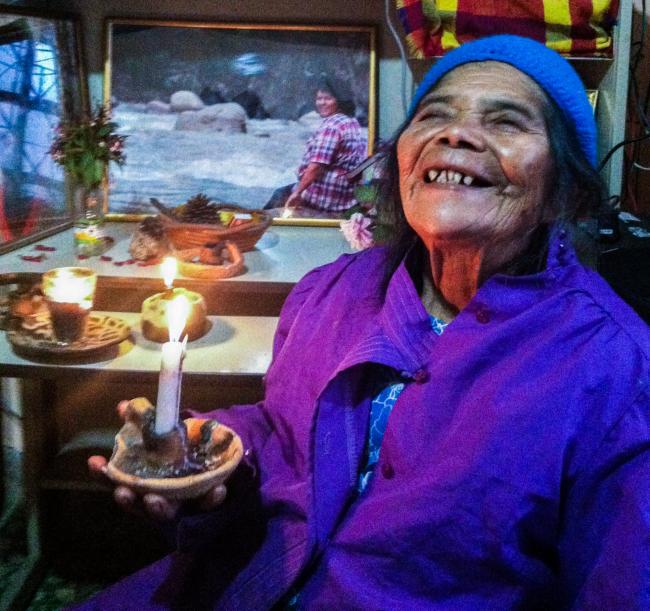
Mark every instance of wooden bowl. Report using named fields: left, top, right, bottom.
left=105, top=416, right=243, bottom=500
left=162, top=206, right=271, bottom=252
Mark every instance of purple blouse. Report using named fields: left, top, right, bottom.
left=77, top=226, right=650, bottom=611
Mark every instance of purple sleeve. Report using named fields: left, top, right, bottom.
left=183, top=264, right=327, bottom=468
left=172, top=266, right=328, bottom=552
left=560, top=388, right=650, bottom=608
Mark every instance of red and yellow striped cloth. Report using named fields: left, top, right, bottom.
left=396, top=0, right=619, bottom=58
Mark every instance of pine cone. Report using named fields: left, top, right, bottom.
left=140, top=216, right=166, bottom=240
left=129, top=216, right=170, bottom=260
left=181, top=194, right=219, bottom=223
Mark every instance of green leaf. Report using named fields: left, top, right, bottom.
left=343, top=204, right=364, bottom=219
left=372, top=223, right=392, bottom=244
left=93, top=160, right=104, bottom=185
left=354, top=184, right=379, bottom=203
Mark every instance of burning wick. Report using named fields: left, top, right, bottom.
left=161, top=256, right=177, bottom=291
left=154, top=294, right=190, bottom=435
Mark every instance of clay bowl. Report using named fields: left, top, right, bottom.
left=105, top=418, right=243, bottom=500
left=175, top=241, right=244, bottom=280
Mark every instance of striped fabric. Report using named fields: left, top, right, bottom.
left=396, top=0, right=619, bottom=58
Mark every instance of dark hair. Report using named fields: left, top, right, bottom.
left=375, top=90, right=606, bottom=280
left=541, top=99, right=606, bottom=221
left=315, top=77, right=356, bottom=117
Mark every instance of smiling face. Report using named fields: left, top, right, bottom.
left=315, top=90, right=339, bottom=118
left=398, top=62, right=554, bottom=266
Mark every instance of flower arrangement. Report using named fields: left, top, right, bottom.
left=340, top=181, right=389, bottom=250
left=49, top=105, right=127, bottom=189
left=340, top=210, right=376, bottom=250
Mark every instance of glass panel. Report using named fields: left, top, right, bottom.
left=0, top=10, right=86, bottom=252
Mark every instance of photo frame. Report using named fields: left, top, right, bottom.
left=0, top=6, right=87, bottom=254
left=104, top=19, right=376, bottom=225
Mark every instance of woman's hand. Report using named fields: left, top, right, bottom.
left=87, top=400, right=228, bottom=522
left=285, top=162, right=326, bottom=209
left=285, top=190, right=303, bottom=209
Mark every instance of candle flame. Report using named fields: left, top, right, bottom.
left=44, top=268, right=96, bottom=308
left=167, top=294, right=190, bottom=342
left=161, top=256, right=177, bottom=289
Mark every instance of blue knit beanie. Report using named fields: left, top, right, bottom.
left=408, top=35, right=597, bottom=167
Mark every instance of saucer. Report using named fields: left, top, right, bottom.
left=7, top=312, right=131, bottom=356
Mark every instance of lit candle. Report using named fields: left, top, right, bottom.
left=154, top=294, right=190, bottom=435
left=161, top=256, right=177, bottom=290
left=41, top=267, right=97, bottom=343
left=43, top=267, right=96, bottom=306
left=141, top=255, right=207, bottom=344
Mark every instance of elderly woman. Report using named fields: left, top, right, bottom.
left=264, top=78, right=366, bottom=214
left=82, top=35, right=650, bottom=610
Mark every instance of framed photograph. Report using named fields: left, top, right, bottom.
left=0, top=6, right=87, bottom=254
left=104, top=19, right=376, bottom=225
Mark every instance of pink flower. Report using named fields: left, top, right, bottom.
left=340, top=212, right=374, bottom=250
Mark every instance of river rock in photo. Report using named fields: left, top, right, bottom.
left=109, top=104, right=368, bottom=214
left=170, top=90, right=204, bottom=112
left=147, top=100, right=171, bottom=114
left=174, top=103, right=247, bottom=133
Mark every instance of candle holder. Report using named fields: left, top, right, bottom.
left=41, top=267, right=97, bottom=343
left=141, top=287, right=208, bottom=343
left=105, top=398, right=243, bottom=500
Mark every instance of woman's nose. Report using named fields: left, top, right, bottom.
left=433, top=120, right=486, bottom=151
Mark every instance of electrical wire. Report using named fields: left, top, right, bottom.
left=603, top=0, right=650, bottom=213
left=628, top=1, right=650, bottom=213
left=598, top=132, right=650, bottom=173
left=631, top=0, right=650, bottom=135
left=384, top=0, right=412, bottom=116
left=640, top=0, right=650, bottom=115
left=631, top=0, right=646, bottom=71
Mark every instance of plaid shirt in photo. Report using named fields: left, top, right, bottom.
left=298, top=113, right=366, bottom=212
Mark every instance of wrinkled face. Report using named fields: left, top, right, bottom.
left=315, top=90, right=339, bottom=117
left=398, top=62, right=554, bottom=258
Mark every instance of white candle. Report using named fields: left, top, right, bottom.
left=154, top=294, right=190, bottom=435
left=155, top=341, right=184, bottom=435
